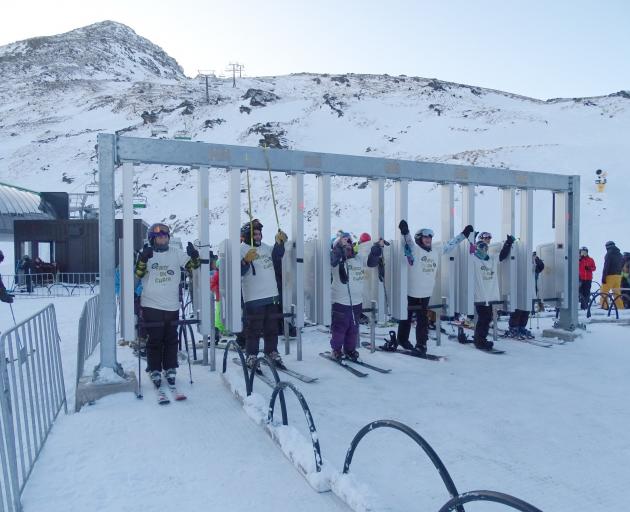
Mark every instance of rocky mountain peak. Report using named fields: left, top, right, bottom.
left=0, top=20, right=185, bottom=82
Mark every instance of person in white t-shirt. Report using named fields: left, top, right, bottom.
left=329, top=231, right=383, bottom=361
left=470, top=235, right=514, bottom=351
left=387, top=221, right=473, bottom=354
left=134, top=223, right=200, bottom=390
left=240, top=220, right=288, bottom=370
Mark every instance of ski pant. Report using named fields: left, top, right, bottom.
left=473, top=304, right=492, bottom=342
left=330, top=303, right=362, bottom=352
left=397, top=296, right=429, bottom=347
left=601, top=275, right=624, bottom=309
left=142, top=307, right=179, bottom=373
left=579, top=279, right=592, bottom=309
left=244, top=302, right=280, bottom=356
left=508, top=309, right=530, bottom=329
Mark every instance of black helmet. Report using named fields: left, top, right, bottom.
left=605, top=241, right=615, bottom=249
left=580, top=246, right=588, bottom=252
left=241, top=219, right=263, bottom=245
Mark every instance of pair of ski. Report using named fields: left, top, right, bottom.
left=319, top=351, right=391, bottom=377
left=447, top=326, right=506, bottom=354
left=447, top=321, right=555, bottom=348
left=156, top=385, right=187, bottom=405
left=360, top=341, right=445, bottom=361
left=232, top=357, right=318, bottom=385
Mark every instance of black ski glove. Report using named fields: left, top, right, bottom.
left=186, top=242, right=200, bottom=260
left=398, top=220, right=409, bottom=235
left=462, top=225, right=474, bottom=238
left=505, top=235, right=516, bottom=245
left=139, top=244, right=153, bottom=263
left=0, top=290, right=14, bottom=304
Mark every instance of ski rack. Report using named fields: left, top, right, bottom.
left=268, top=381, right=322, bottom=473
left=343, top=419, right=543, bottom=512
left=585, top=291, right=619, bottom=320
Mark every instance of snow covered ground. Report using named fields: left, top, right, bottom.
left=2, top=295, right=629, bottom=512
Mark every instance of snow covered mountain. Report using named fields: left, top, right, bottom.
left=1, top=20, right=628, bottom=267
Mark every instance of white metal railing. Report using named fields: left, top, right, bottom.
left=0, top=304, right=67, bottom=512
left=75, top=295, right=101, bottom=412
left=4, top=273, right=99, bottom=298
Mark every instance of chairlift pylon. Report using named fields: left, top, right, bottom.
left=85, top=170, right=99, bottom=195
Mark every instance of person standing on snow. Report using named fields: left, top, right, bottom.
left=0, top=250, right=15, bottom=304
left=134, top=223, right=200, bottom=392
left=240, top=219, right=288, bottom=370
left=329, top=231, right=383, bottom=361
left=506, top=251, right=544, bottom=338
left=578, top=247, right=596, bottom=310
left=600, top=241, right=624, bottom=310
left=386, top=221, right=473, bottom=354
left=470, top=235, right=515, bottom=351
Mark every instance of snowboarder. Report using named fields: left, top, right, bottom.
left=0, top=250, right=15, bottom=304
left=506, top=252, right=544, bottom=338
left=600, top=241, right=624, bottom=310
left=389, top=221, right=473, bottom=354
left=134, top=223, right=200, bottom=394
left=240, top=219, right=288, bottom=370
left=470, top=235, right=515, bottom=350
left=329, top=231, right=383, bottom=361
left=578, top=247, right=596, bottom=310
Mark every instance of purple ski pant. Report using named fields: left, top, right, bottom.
left=330, top=302, right=362, bottom=352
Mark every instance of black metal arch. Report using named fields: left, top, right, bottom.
left=221, top=340, right=251, bottom=396
left=438, top=490, right=543, bottom=512
left=342, top=419, right=463, bottom=512
left=586, top=291, right=618, bottom=319
left=268, top=381, right=322, bottom=473
left=247, top=355, right=282, bottom=395
left=608, top=293, right=629, bottom=316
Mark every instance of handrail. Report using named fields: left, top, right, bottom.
left=586, top=291, right=618, bottom=319
left=221, top=340, right=251, bottom=396
left=268, top=381, right=322, bottom=472
left=342, top=419, right=463, bottom=512
left=437, top=490, right=543, bottom=512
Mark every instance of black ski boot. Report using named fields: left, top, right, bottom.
left=457, top=327, right=470, bottom=344
left=415, top=342, right=427, bottom=355
left=474, top=338, right=494, bottom=351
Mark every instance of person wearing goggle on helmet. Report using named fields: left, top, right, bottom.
left=134, top=222, right=201, bottom=394
left=469, top=232, right=516, bottom=351
left=578, top=246, right=596, bottom=309
left=391, top=220, right=473, bottom=355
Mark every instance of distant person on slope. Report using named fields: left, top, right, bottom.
left=578, top=247, right=596, bottom=310
left=329, top=231, right=383, bottom=361
left=470, top=235, right=515, bottom=351
left=134, top=223, right=200, bottom=392
left=0, top=250, right=15, bottom=304
left=385, top=221, right=472, bottom=355
left=600, top=241, right=624, bottom=310
left=240, top=220, right=288, bottom=370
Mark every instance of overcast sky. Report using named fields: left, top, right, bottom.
left=2, top=0, right=628, bottom=100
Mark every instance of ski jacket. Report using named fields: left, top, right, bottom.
left=579, top=256, right=596, bottom=281
left=402, top=233, right=465, bottom=298
left=602, top=246, right=623, bottom=281
left=240, top=241, right=284, bottom=305
left=210, top=270, right=220, bottom=301
left=138, top=247, right=192, bottom=311
left=330, top=243, right=380, bottom=306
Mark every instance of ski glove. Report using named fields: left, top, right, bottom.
left=186, top=242, right=200, bottom=260
left=243, top=248, right=258, bottom=263
left=505, top=234, right=516, bottom=245
left=462, top=224, right=474, bottom=238
left=275, top=230, right=288, bottom=244
left=139, top=244, right=153, bottom=263
left=398, top=220, right=409, bottom=235
left=0, top=291, right=14, bottom=304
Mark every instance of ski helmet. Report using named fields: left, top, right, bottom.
left=478, top=231, right=492, bottom=241
left=359, top=232, right=372, bottom=244
left=148, top=223, right=170, bottom=249
left=241, top=219, right=263, bottom=245
left=605, top=241, right=615, bottom=249
left=580, top=246, right=588, bottom=253
left=0, top=250, right=3, bottom=263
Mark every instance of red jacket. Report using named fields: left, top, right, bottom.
left=579, top=256, right=596, bottom=281
left=210, top=271, right=220, bottom=301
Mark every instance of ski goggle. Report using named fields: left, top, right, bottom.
left=416, top=228, right=434, bottom=238
left=479, top=232, right=492, bottom=240
left=150, top=224, right=170, bottom=236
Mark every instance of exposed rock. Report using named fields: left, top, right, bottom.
left=242, top=88, right=280, bottom=107
left=323, top=93, right=345, bottom=117
left=246, top=122, right=288, bottom=149
left=203, top=118, right=226, bottom=129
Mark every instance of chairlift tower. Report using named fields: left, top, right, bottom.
left=198, top=69, right=216, bottom=104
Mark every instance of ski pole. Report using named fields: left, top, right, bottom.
left=137, top=336, right=143, bottom=399
left=9, top=303, right=17, bottom=326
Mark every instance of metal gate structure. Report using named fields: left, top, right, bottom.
left=97, top=134, right=579, bottom=375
